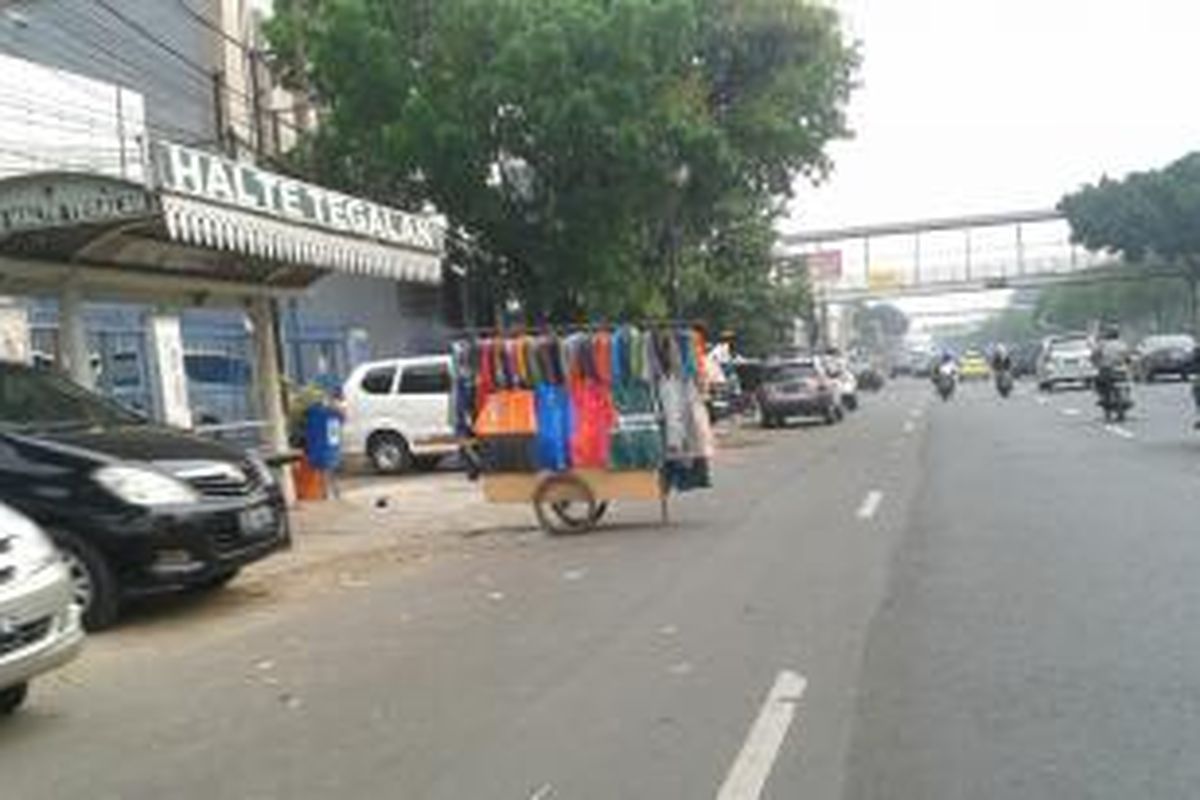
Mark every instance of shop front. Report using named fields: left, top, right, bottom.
left=0, top=139, right=444, bottom=496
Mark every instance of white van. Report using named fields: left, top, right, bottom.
left=342, top=356, right=458, bottom=473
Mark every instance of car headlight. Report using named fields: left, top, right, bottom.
left=15, top=529, right=60, bottom=574
left=246, top=451, right=277, bottom=488
left=2, top=519, right=60, bottom=575
left=93, top=465, right=198, bottom=506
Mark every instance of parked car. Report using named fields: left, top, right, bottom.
left=821, top=355, right=859, bottom=410
left=0, top=362, right=289, bottom=630
left=756, top=358, right=842, bottom=427
left=0, top=502, right=84, bottom=715
left=959, top=350, right=991, bottom=380
left=1013, top=341, right=1041, bottom=378
left=1132, top=334, right=1196, bottom=382
left=342, top=356, right=459, bottom=473
left=1037, top=334, right=1098, bottom=391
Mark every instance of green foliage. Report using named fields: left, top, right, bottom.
left=266, top=0, right=857, bottom=333
left=1034, top=272, right=1193, bottom=335
left=677, top=196, right=812, bottom=355
left=852, top=302, right=908, bottom=350
left=1059, top=152, right=1200, bottom=266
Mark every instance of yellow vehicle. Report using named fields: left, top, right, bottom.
left=959, top=350, right=991, bottom=380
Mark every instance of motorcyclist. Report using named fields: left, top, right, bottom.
left=1091, top=323, right=1130, bottom=407
left=932, top=350, right=958, bottom=389
left=990, top=344, right=1013, bottom=374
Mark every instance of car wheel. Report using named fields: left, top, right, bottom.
left=843, top=395, right=859, bottom=411
left=52, top=530, right=120, bottom=631
left=0, top=682, right=28, bottom=716
left=824, top=407, right=838, bottom=425
left=368, top=432, right=412, bottom=474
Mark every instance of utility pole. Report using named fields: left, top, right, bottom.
left=248, top=48, right=264, bottom=157
left=211, top=69, right=229, bottom=155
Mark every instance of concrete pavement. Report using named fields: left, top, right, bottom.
left=846, top=378, right=1200, bottom=799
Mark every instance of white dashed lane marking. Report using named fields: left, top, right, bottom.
left=1105, top=424, right=1135, bottom=439
left=856, top=490, right=884, bottom=520
left=716, top=670, right=808, bottom=800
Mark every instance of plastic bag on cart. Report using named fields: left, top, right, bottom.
left=610, top=382, right=662, bottom=470
left=569, top=380, right=615, bottom=468
left=535, top=383, right=572, bottom=471
left=475, top=390, right=537, bottom=436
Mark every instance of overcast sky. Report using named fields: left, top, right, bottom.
left=784, top=0, right=1200, bottom=233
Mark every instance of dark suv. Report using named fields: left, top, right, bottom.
left=0, top=362, right=289, bottom=629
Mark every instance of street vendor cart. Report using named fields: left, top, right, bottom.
left=454, top=324, right=715, bottom=534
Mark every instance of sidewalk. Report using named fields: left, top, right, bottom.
left=249, top=418, right=757, bottom=583
left=249, top=471, right=537, bottom=581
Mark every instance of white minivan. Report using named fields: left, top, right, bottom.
left=342, top=356, right=459, bottom=473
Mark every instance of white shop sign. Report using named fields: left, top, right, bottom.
left=150, top=140, right=442, bottom=254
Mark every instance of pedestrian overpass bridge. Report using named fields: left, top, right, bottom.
left=774, top=209, right=1166, bottom=303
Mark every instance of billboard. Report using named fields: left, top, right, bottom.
left=801, top=250, right=843, bottom=281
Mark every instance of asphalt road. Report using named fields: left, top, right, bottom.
left=2, top=377, right=1198, bottom=799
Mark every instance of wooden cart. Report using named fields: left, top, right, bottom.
left=481, top=469, right=668, bottom=534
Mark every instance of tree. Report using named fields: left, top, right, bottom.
left=852, top=302, right=908, bottom=349
left=1034, top=271, right=1192, bottom=335
left=679, top=195, right=812, bottom=355
left=1059, top=152, right=1200, bottom=331
left=265, top=0, right=857, bottom=327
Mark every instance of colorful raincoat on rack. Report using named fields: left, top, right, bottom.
left=453, top=324, right=713, bottom=491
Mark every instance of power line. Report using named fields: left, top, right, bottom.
left=0, top=92, right=213, bottom=147
left=90, top=0, right=214, bottom=81
left=90, top=0, right=307, bottom=138
left=0, top=15, right=219, bottom=142
left=175, top=0, right=248, bottom=52
left=52, top=5, right=217, bottom=101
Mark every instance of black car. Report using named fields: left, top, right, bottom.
left=0, top=362, right=289, bottom=629
left=1133, top=334, right=1196, bottom=382
left=756, top=359, right=841, bottom=427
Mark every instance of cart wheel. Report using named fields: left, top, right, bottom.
left=552, top=500, right=608, bottom=528
left=534, top=475, right=598, bottom=535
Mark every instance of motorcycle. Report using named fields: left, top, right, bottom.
left=934, top=365, right=956, bottom=401
left=1095, top=368, right=1133, bottom=423
left=994, top=368, right=1014, bottom=398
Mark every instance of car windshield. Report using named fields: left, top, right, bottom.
left=767, top=364, right=817, bottom=382
left=1051, top=339, right=1091, bottom=355
left=0, top=364, right=145, bottom=432
left=1145, top=335, right=1195, bottom=350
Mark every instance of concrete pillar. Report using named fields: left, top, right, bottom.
left=0, top=297, right=30, bottom=363
left=248, top=295, right=295, bottom=504
left=145, top=310, right=193, bottom=429
left=58, top=281, right=95, bottom=388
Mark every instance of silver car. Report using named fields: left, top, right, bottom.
left=0, top=503, right=84, bottom=715
left=1037, top=335, right=1098, bottom=391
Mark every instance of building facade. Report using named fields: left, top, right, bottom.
left=0, top=1, right=450, bottom=434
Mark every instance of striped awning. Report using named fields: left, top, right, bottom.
left=160, top=194, right=441, bottom=284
